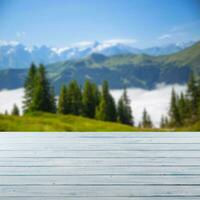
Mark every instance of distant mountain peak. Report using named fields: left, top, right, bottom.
left=0, top=39, right=197, bottom=69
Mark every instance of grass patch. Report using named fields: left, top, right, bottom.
left=175, top=121, right=200, bottom=132
left=0, top=112, right=157, bottom=132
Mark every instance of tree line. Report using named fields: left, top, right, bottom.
left=2, top=64, right=200, bottom=129
left=161, top=73, right=200, bottom=128
left=2, top=63, right=155, bottom=128
left=21, top=63, right=134, bottom=126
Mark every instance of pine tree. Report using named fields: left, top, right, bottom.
left=169, top=88, right=181, bottom=126
left=107, top=94, right=117, bottom=122
left=197, top=79, right=200, bottom=119
left=117, top=89, right=133, bottom=125
left=177, top=92, right=190, bottom=125
left=160, top=115, right=169, bottom=128
left=23, top=63, right=37, bottom=113
left=31, top=64, right=55, bottom=113
left=67, top=80, right=82, bottom=115
left=118, top=98, right=125, bottom=122
left=160, top=115, right=165, bottom=128
left=58, top=85, right=69, bottom=114
left=141, top=108, right=153, bottom=128
left=138, top=122, right=142, bottom=128
left=186, top=72, right=198, bottom=121
left=50, top=86, right=57, bottom=113
left=96, top=81, right=117, bottom=122
left=92, top=83, right=100, bottom=109
left=82, top=80, right=96, bottom=118
left=96, top=81, right=108, bottom=120
left=11, top=104, right=20, bottom=116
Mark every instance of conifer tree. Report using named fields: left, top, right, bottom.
left=141, top=108, right=152, bottom=128
left=196, top=79, right=200, bottom=119
left=160, top=115, right=165, bottom=128
left=138, top=122, right=142, bottom=128
left=58, top=85, right=69, bottom=114
left=31, top=64, right=55, bottom=113
left=164, top=116, right=169, bottom=127
left=11, top=104, right=20, bottom=116
left=82, top=80, right=96, bottom=118
left=177, top=92, right=190, bottom=125
left=96, top=81, right=117, bottom=122
left=117, top=89, right=133, bottom=125
left=166, top=73, right=200, bottom=127
left=4, top=110, right=8, bottom=115
left=92, top=83, right=100, bottom=109
left=169, top=88, right=181, bottom=126
left=96, top=98, right=106, bottom=120
left=107, top=94, right=117, bottom=122
left=50, top=86, right=57, bottom=113
left=67, top=80, right=82, bottom=115
left=187, top=72, right=198, bottom=120
left=23, top=63, right=37, bottom=113
left=160, top=115, right=169, bottom=128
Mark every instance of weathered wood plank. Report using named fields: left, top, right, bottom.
left=1, top=138, right=200, bottom=144
left=1, top=132, right=200, bottom=138
left=1, top=197, right=200, bottom=200
left=0, top=150, right=199, bottom=157
left=0, top=157, right=200, bottom=166
left=0, top=132, right=200, bottom=198
left=0, top=185, right=200, bottom=196
left=0, top=175, right=200, bottom=185
left=0, top=166, right=200, bottom=175
left=1, top=143, right=200, bottom=150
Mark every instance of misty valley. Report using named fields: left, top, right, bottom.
left=0, top=84, right=186, bottom=127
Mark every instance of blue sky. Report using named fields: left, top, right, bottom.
left=0, top=0, right=200, bottom=47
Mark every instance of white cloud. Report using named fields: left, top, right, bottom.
left=171, top=20, right=200, bottom=33
left=72, top=41, right=94, bottom=47
left=52, top=41, right=95, bottom=54
left=52, top=38, right=139, bottom=54
left=0, top=88, right=24, bottom=115
left=158, top=34, right=172, bottom=40
left=92, top=38, right=138, bottom=52
left=104, top=38, right=138, bottom=45
left=51, top=46, right=71, bottom=54
left=111, top=84, right=186, bottom=127
left=157, top=20, right=200, bottom=44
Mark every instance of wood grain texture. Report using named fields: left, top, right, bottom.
left=0, top=132, right=200, bottom=199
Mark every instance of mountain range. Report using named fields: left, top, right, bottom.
left=0, top=40, right=194, bottom=69
left=0, top=41, right=199, bottom=93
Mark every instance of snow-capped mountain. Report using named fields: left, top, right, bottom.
left=0, top=40, right=195, bottom=69
left=143, top=41, right=195, bottom=56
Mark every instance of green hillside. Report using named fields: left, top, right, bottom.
left=0, top=68, right=27, bottom=90
left=46, top=42, right=200, bottom=91
left=1, top=112, right=199, bottom=132
left=161, top=41, right=200, bottom=72
left=176, top=121, right=200, bottom=131
left=0, top=41, right=199, bottom=91
left=0, top=112, right=152, bottom=132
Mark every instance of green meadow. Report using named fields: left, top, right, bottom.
left=0, top=112, right=155, bottom=132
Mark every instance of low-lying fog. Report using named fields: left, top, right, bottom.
left=0, top=84, right=186, bottom=127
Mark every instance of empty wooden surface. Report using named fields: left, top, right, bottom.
left=0, top=132, right=200, bottom=199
